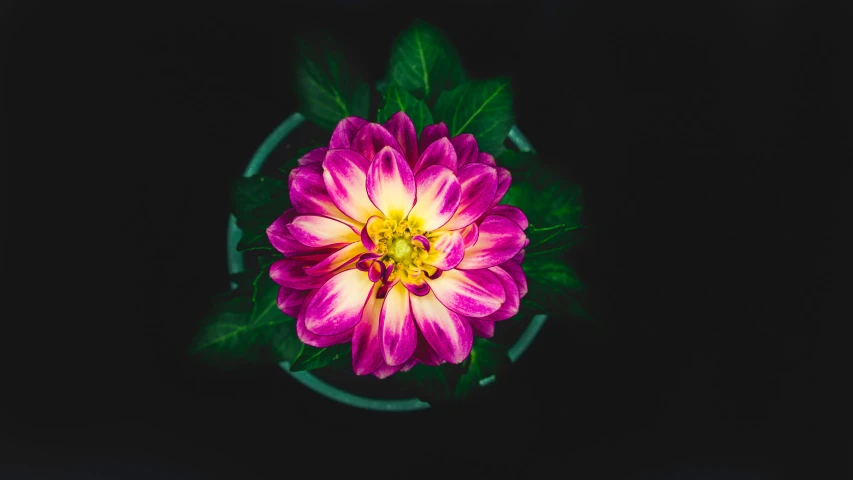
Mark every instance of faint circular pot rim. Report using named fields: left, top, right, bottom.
left=226, top=112, right=547, bottom=412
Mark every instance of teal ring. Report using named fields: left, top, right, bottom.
left=226, top=112, right=547, bottom=411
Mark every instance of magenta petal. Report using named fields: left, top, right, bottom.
left=441, top=163, right=498, bottom=231
left=513, top=249, right=525, bottom=265
left=350, top=123, right=404, bottom=165
left=413, top=328, right=443, bottom=366
left=412, top=137, right=458, bottom=175
left=467, top=317, right=495, bottom=338
left=323, top=149, right=382, bottom=222
left=297, top=289, right=354, bottom=347
left=351, top=294, right=384, bottom=375
left=383, top=111, right=419, bottom=168
left=360, top=215, right=383, bottom=250
left=372, top=363, right=402, bottom=379
left=304, top=270, right=376, bottom=335
left=408, top=165, right=461, bottom=231
left=410, top=291, right=473, bottom=364
left=482, top=265, right=520, bottom=321
left=288, top=166, right=305, bottom=188
left=367, top=260, right=385, bottom=282
left=451, top=134, right=479, bottom=168
left=499, top=259, right=528, bottom=297
left=476, top=152, right=497, bottom=167
left=489, top=167, right=512, bottom=210
left=400, top=358, right=418, bottom=372
left=297, top=147, right=329, bottom=166
left=277, top=286, right=310, bottom=317
left=286, top=215, right=359, bottom=247
left=487, top=204, right=529, bottom=230
left=403, top=280, right=430, bottom=297
left=289, top=164, right=360, bottom=230
left=366, top=146, right=416, bottom=220
left=304, top=242, right=365, bottom=276
left=268, top=209, right=320, bottom=256
left=459, top=222, right=479, bottom=248
left=269, top=255, right=333, bottom=289
left=379, top=283, right=418, bottom=366
left=428, top=268, right=505, bottom=318
left=412, top=235, right=430, bottom=252
left=457, top=215, right=527, bottom=270
left=418, top=122, right=449, bottom=156
left=329, top=117, right=369, bottom=149
left=426, top=230, right=465, bottom=270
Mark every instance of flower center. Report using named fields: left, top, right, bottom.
left=390, top=238, right=413, bottom=263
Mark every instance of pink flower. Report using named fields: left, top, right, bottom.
left=267, top=113, right=529, bottom=378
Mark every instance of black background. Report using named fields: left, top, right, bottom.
left=4, top=0, right=851, bottom=478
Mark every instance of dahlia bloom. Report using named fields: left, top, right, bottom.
left=267, top=112, right=529, bottom=378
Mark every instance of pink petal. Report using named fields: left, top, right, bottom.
left=467, top=317, right=495, bottom=338
left=489, top=167, right=512, bottom=210
left=350, top=123, right=404, bottom=165
left=379, top=282, right=418, bottom=366
left=451, top=134, right=479, bottom=167
left=352, top=292, right=384, bottom=375
left=487, top=204, right=529, bottom=230
left=418, top=122, right=449, bottom=156
left=296, top=289, right=354, bottom=347
left=425, top=230, right=465, bottom=270
left=304, top=241, right=366, bottom=276
left=412, top=137, right=457, bottom=175
left=297, top=147, right=328, bottom=166
left=277, top=286, right=310, bottom=317
left=289, top=163, right=362, bottom=230
left=476, top=152, right=497, bottom=167
left=410, top=290, right=473, bottom=364
left=268, top=209, right=323, bottom=256
left=513, top=249, right=526, bottom=265
left=329, top=117, right=369, bottom=149
left=288, top=166, right=305, bottom=188
left=456, top=215, right=527, bottom=270
left=499, top=259, right=528, bottom=297
left=482, top=265, right=520, bottom=321
left=413, top=328, right=443, bottom=366
left=459, top=222, right=479, bottom=248
left=269, top=254, right=335, bottom=290
left=383, top=111, right=419, bottom=168
left=286, top=215, right=360, bottom=248
left=304, top=270, right=376, bottom=335
left=402, top=279, right=430, bottom=297
left=408, top=165, right=461, bottom=232
left=322, top=149, right=382, bottom=222
left=400, top=358, right=418, bottom=372
left=427, top=268, right=505, bottom=318
left=372, top=363, right=403, bottom=379
left=440, top=163, right=498, bottom=231
left=366, top=146, right=416, bottom=220
left=360, top=215, right=383, bottom=250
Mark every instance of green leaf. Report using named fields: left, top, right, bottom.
left=386, top=22, right=466, bottom=102
left=191, top=296, right=293, bottom=359
left=522, top=256, right=584, bottom=294
left=396, top=363, right=465, bottom=405
left=500, top=163, right=583, bottom=230
left=377, top=85, right=434, bottom=134
left=454, top=338, right=510, bottom=399
left=524, top=224, right=585, bottom=256
left=289, top=343, right=351, bottom=372
left=432, top=78, right=514, bottom=155
left=521, top=287, right=588, bottom=319
left=250, top=260, right=286, bottom=326
left=270, top=322, right=303, bottom=363
left=496, top=150, right=538, bottom=170
left=295, top=39, right=370, bottom=129
left=232, top=175, right=290, bottom=252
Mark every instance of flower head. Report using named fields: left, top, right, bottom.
left=267, top=112, right=529, bottom=378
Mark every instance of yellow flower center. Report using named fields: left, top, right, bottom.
left=368, top=218, right=436, bottom=284
left=390, top=238, right=413, bottom=263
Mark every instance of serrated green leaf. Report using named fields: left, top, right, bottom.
left=295, top=40, right=370, bottom=129
left=454, top=338, right=510, bottom=399
left=232, top=175, right=290, bottom=252
left=377, top=85, right=434, bottom=134
left=523, top=224, right=585, bottom=256
left=191, top=296, right=293, bottom=358
left=270, top=322, right=303, bottom=363
left=250, top=261, right=287, bottom=326
left=289, top=343, right=351, bottom=372
left=432, top=79, right=513, bottom=155
left=386, top=22, right=466, bottom=102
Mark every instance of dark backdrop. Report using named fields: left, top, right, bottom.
left=4, top=0, right=851, bottom=478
